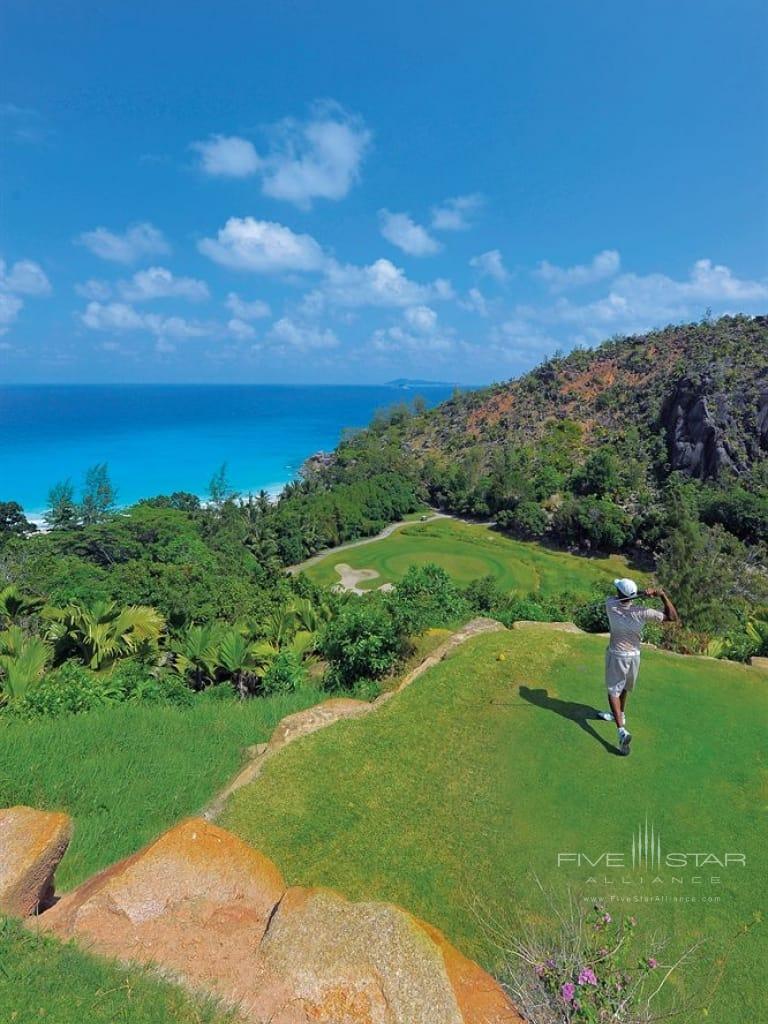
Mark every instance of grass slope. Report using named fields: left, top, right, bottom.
left=221, top=627, right=766, bottom=1023
left=0, top=918, right=236, bottom=1024
left=0, top=690, right=323, bottom=1024
left=305, top=518, right=646, bottom=595
left=0, top=690, right=323, bottom=890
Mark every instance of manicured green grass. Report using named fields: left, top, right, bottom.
left=305, top=518, right=647, bottom=595
left=221, top=628, right=766, bottom=1023
left=0, top=918, right=235, bottom=1024
left=0, top=688, right=323, bottom=891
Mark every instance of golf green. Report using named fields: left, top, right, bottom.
left=303, top=518, right=647, bottom=595
left=221, top=626, right=766, bottom=1023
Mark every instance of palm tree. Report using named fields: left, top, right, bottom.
left=169, top=623, right=222, bottom=689
left=217, top=629, right=275, bottom=699
left=44, top=601, right=165, bottom=671
left=0, top=626, right=51, bottom=700
left=0, top=585, right=45, bottom=628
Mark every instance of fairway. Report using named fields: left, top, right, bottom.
left=221, top=626, right=766, bottom=1023
left=303, top=518, right=646, bottom=595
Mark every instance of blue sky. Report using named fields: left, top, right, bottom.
left=1, top=0, right=766, bottom=384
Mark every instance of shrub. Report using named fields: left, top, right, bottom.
left=498, top=899, right=698, bottom=1024
left=320, top=600, right=406, bottom=688
left=387, top=564, right=469, bottom=633
left=551, top=497, right=632, bottom=551
left=573, top=599, right=610, bottom=633
left=261, top=651, right=307, bottom=695
left=496, top=501, right=547, bottom=539
left=7, top=659, right=192, bottom=719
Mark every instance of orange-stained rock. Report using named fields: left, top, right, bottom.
left=35, top=818, right=522, bottom=1023
left=248, top=886, right=523, bottom=1024
left=37, top=817, right=285, bottom=998
left=0, top=806, right=72, bottom=916
left=417, top=917, right=523, bottom=1024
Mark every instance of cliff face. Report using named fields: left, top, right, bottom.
left=391, top=315, right=768, bottom=484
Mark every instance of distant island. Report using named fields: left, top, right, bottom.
left=384, top=378, right=462, bottom=389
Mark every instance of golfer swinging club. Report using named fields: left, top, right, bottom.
left=598, top=578, right=679, bottom=755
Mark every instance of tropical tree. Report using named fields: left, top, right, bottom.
left=169, top=623, right=223, bottom=689
left=0, top=626, right=51, bottom=700
left=44, top=600, right=165, bottom=670
left=0, top=585, right=45, bottom=628
left=45, top=479, right=79, bottom=529
left=80, top=463, right=117, bottom=525
left=217, top=628, right=275, bottom=699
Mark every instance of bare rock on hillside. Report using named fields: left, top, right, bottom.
left=37, top=818, right=285, bottom=996
left=512, top=620, right=584, bottom=633
left=0, top=806, right=72, bottom=916
left=35, top=817, right=522, bottom=1023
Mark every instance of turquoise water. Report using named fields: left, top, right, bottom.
left=0, top=385, right=454, bottom=515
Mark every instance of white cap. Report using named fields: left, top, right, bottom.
left=614, top=578, right=638, bottom=599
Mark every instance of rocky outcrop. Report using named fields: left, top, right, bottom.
left=35, top=817, right=522, bottom=1024
left=661, top=380, right=739, bottom=479
left=0, top=806, right=72, bottom=916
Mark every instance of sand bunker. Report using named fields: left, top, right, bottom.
left=333, top=563, right=394, bottom=595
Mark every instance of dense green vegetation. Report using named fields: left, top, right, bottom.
left=221, top=626, right=767, bottom=1024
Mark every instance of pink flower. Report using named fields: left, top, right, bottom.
left=561, top=982, right=575, bottom=1003
left=647, top=957, right=658, bottom=969
left=602, top=913, right=612, bottom=924
left=578, top=967, right=598, bottom=986
left=534, top=964, right=546, bottom=977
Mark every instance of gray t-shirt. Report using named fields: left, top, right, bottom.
left=605, top=597, right=664, bottom=655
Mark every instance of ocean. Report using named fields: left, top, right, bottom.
left=0, top=384, right=456, bottom=517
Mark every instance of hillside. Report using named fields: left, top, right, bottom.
left=317, top=316, right=768, bottom=568
left=403, top=315, right=768, bottom=481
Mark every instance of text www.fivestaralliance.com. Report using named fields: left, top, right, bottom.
left=584, top=894, right=722, bottom=904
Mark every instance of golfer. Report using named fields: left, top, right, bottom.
left=599, top=578, right=679, bottom=755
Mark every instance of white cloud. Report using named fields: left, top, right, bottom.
left=75, top=278, right=113, bottom=301
left=379, top=209, right=440, bottom=256
left=0, top=257, right=51, bottom=333
left=311, top=258, right=453, bottom=309
left=535, top=249, right=621, bottom=291
left=118, top=266, right=209, bottom=302
left=530, top=258, right=768, bottom=337
left=431, top=193, right=484, bottom=231
left=0, top=292, right=23, bottom=335
left=404, top=305, right=438, bottom=332
left=227, top=317, right=257, bottom=340
left=192, top=134, right=261, bottom=178
left=198, top=217, right=327, bottom=273
left=77, top=222, right=170, bottom=264
left=81, top=301, right=211, bottom=343
left=269, top=317, right=340, bottom=350
left=260, top=102, right=371, bottom=208
left=371, top=305, right=455, bottom=354
left=225, top=292, right=271, bottom=320
left=459, top=287, right=489, bottom=317
left=470, top=249, right=509, bottom=282
left=0, top=258, right=51, bottom=295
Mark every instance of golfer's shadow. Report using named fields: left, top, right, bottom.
left=518, top=686, right=621, bottom=756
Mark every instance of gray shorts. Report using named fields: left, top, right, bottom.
left=605, top=649, right=640, bottom=697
